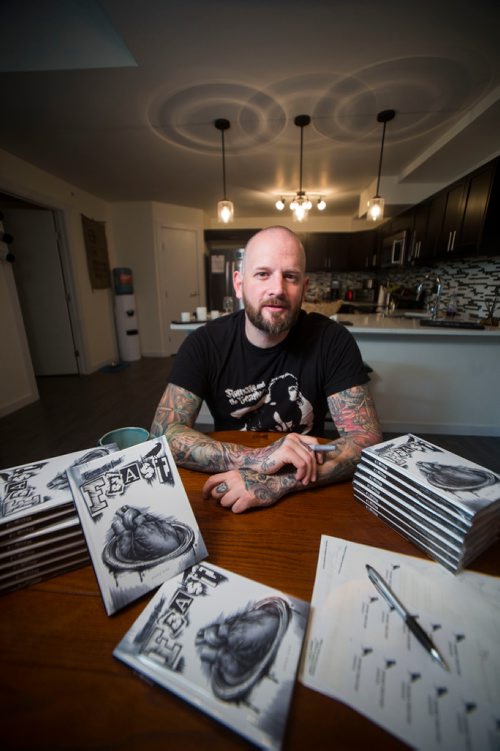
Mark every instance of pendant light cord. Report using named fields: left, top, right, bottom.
left=299, top=124, right=304, bottom=193
left=375, top=120, right=387, bottom=197
left=220, top=127, right=227, bottom=201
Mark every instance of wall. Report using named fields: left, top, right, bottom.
left=0, top=149, right=207, bottom=418
left=0, top=149, right=118, bottom=417
left=110, top=201, right=205, bottom=357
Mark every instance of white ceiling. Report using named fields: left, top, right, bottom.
left=1, top=0, right=500, bottom=222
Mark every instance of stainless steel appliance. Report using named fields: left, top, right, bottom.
left=207, top=247, right=245, bottom=313
left=381, top=230, right=407, bottom=267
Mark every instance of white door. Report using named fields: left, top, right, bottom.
left=159, top=227, right=200, bottom=355
left=6, top=208, right=79, bottom=375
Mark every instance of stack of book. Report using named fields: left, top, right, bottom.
left=353, top=434, right=500, bottom=573
left=0, top=445, right=116, bottom=594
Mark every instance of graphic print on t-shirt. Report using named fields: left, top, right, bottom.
left=226, top=373, right=313, bottom=433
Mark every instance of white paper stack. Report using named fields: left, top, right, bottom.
left=0, top=445, right=117, bottom=594
left=353, top=434, right=500, bottom=572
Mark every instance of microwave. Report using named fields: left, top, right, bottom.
left=381, top=230, right=407, bottom=267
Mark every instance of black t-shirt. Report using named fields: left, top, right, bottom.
left=169, top=310, right=368, bottom=435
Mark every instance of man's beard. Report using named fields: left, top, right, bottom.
left=242, top=294, right=301, bottom=336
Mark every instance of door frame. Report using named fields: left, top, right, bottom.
left=0, top=190, right=85, bottom=377
left=154, top=221, right=204, bottom=356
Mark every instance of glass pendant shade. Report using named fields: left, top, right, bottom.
left=367, top=195, right=384, bottom=222
left=217, top=200, right=234, bottom=224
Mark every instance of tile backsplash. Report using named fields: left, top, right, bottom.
left=306, top=256, right=500, bottom=319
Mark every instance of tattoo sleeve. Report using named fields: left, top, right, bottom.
left=327, top=383, right=383, bottom=465
left=150, top=384, right=295, bottom=474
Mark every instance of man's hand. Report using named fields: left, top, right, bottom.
left=257, top=432, right=323, bottom=484
left=202, top=468, right=295, bottom=514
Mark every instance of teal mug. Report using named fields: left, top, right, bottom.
left=98, top=426, right=150, bottom=450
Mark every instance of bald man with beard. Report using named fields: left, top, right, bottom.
left=151, top=225, right=382, bottom=513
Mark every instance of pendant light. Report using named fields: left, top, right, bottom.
left=214, top=118, right=234, bottom=223
left=275, top=114, right=326, bottom=220
left=367, top=109, right=395, bottom=222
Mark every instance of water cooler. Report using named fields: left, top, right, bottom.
left=113, top=267, right=141, bottom=361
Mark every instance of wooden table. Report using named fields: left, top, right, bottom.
left=1, top=432, right=499, bottom=751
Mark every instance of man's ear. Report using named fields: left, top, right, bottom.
left=301, top=275, right=309, bottom=302
left=233, top=269, right=243, bottom=300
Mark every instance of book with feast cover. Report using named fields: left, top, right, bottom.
left=352, top=481, right=464, bottom=572
left=113, top=561, right=309, bottom=750
left=0, top=445, right=118, bottom=534
left=0, top=552, right=90, bottom=595
left=360, top=434, right=500, bottom=523
left=0, top=516, right=83, bottom=556
left=68, top=436, right=208, bottom=616
left=355, top=465, right=495, bottom=551
left=359, top=454, right=473, bottom=533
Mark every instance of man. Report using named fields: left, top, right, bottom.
left=151, top=226, right=382, bottom=513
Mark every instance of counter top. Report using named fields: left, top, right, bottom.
left=336, top=313, right=500, bottom=336
left=171, top=314, right=500, bottom=337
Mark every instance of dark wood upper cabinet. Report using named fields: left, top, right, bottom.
left=460, top=165, right=497, bottom=252
left=408, top=201, right=432, bottom=264
left=390, top=156, right=499, bottom=264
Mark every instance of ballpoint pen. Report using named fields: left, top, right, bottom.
left=304, top=442, right=338, bottom=453
left=365, top=564, right=450, bottom=671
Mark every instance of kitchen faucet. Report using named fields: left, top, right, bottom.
left=416, top=274, right=442, bottom=319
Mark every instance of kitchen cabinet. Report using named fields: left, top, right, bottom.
left=435, top=182, right=467, bottom=256
left=303, top=231, right=376, bottom=272
left=343, top=230, right=376, bottom=271
left=204, top=229, right=257, bottom=248
left=407, top=201, right=432, bottom=264
left=389, top=156, right=500, bottom=264
left=461, top=163, right=498, bottom=254
left=302, top=232, right=335, bottom=271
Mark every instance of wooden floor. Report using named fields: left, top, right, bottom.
left=1, top=356, right=499, bottom=472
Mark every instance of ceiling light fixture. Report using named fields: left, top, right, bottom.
left=367, top=109, right=395, bottom=222
left=275, top=114, right=326, bottom=221
left=214, top=118, right=234, bottom=223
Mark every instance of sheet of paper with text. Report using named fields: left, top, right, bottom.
left=299, top=535, right=500, bottom=751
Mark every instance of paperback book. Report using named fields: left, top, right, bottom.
left=355, top=465, right=494, bottom=551
left=0, top=552, right=90, bottom=595
left=0, top=445, right=117, bottom=533
left=353, top=480, right=465, bottom=572
left=354, top=434, right=500, bottom=571
left=68, top=436, right=208, bottom=615
left=361, top=434, right=500, bottom=522
left=113, top=561, right=309, bottom=750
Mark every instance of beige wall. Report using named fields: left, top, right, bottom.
left=0, top=148, right=119, bottom=416
left=0, top=150, right=208, bottom=417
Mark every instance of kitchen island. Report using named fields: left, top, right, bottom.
left=335, top=313, right=499, bottom=437
left=171, top=313, right=500, bottom=436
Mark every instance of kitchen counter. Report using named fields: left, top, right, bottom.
left=171, top=313, right=500, bottom=336
left=170, top=312, right=500, bottom=436
left=335, top=313, right=500, bottom=336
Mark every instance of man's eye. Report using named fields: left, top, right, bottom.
left=285, top=274, right=299, bottom=282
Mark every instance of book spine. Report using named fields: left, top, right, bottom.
left=353, top=486, right=461, bottom=573
left=0, top=507, right=77, bottom=541
left=355, top=468, right=465, bottom=544
left=362, top=454, right=475, bottom=522
left=353, top=480, right=463, bottom=558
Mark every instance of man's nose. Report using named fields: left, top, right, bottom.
left=269, top=272, right=286, bottom=294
